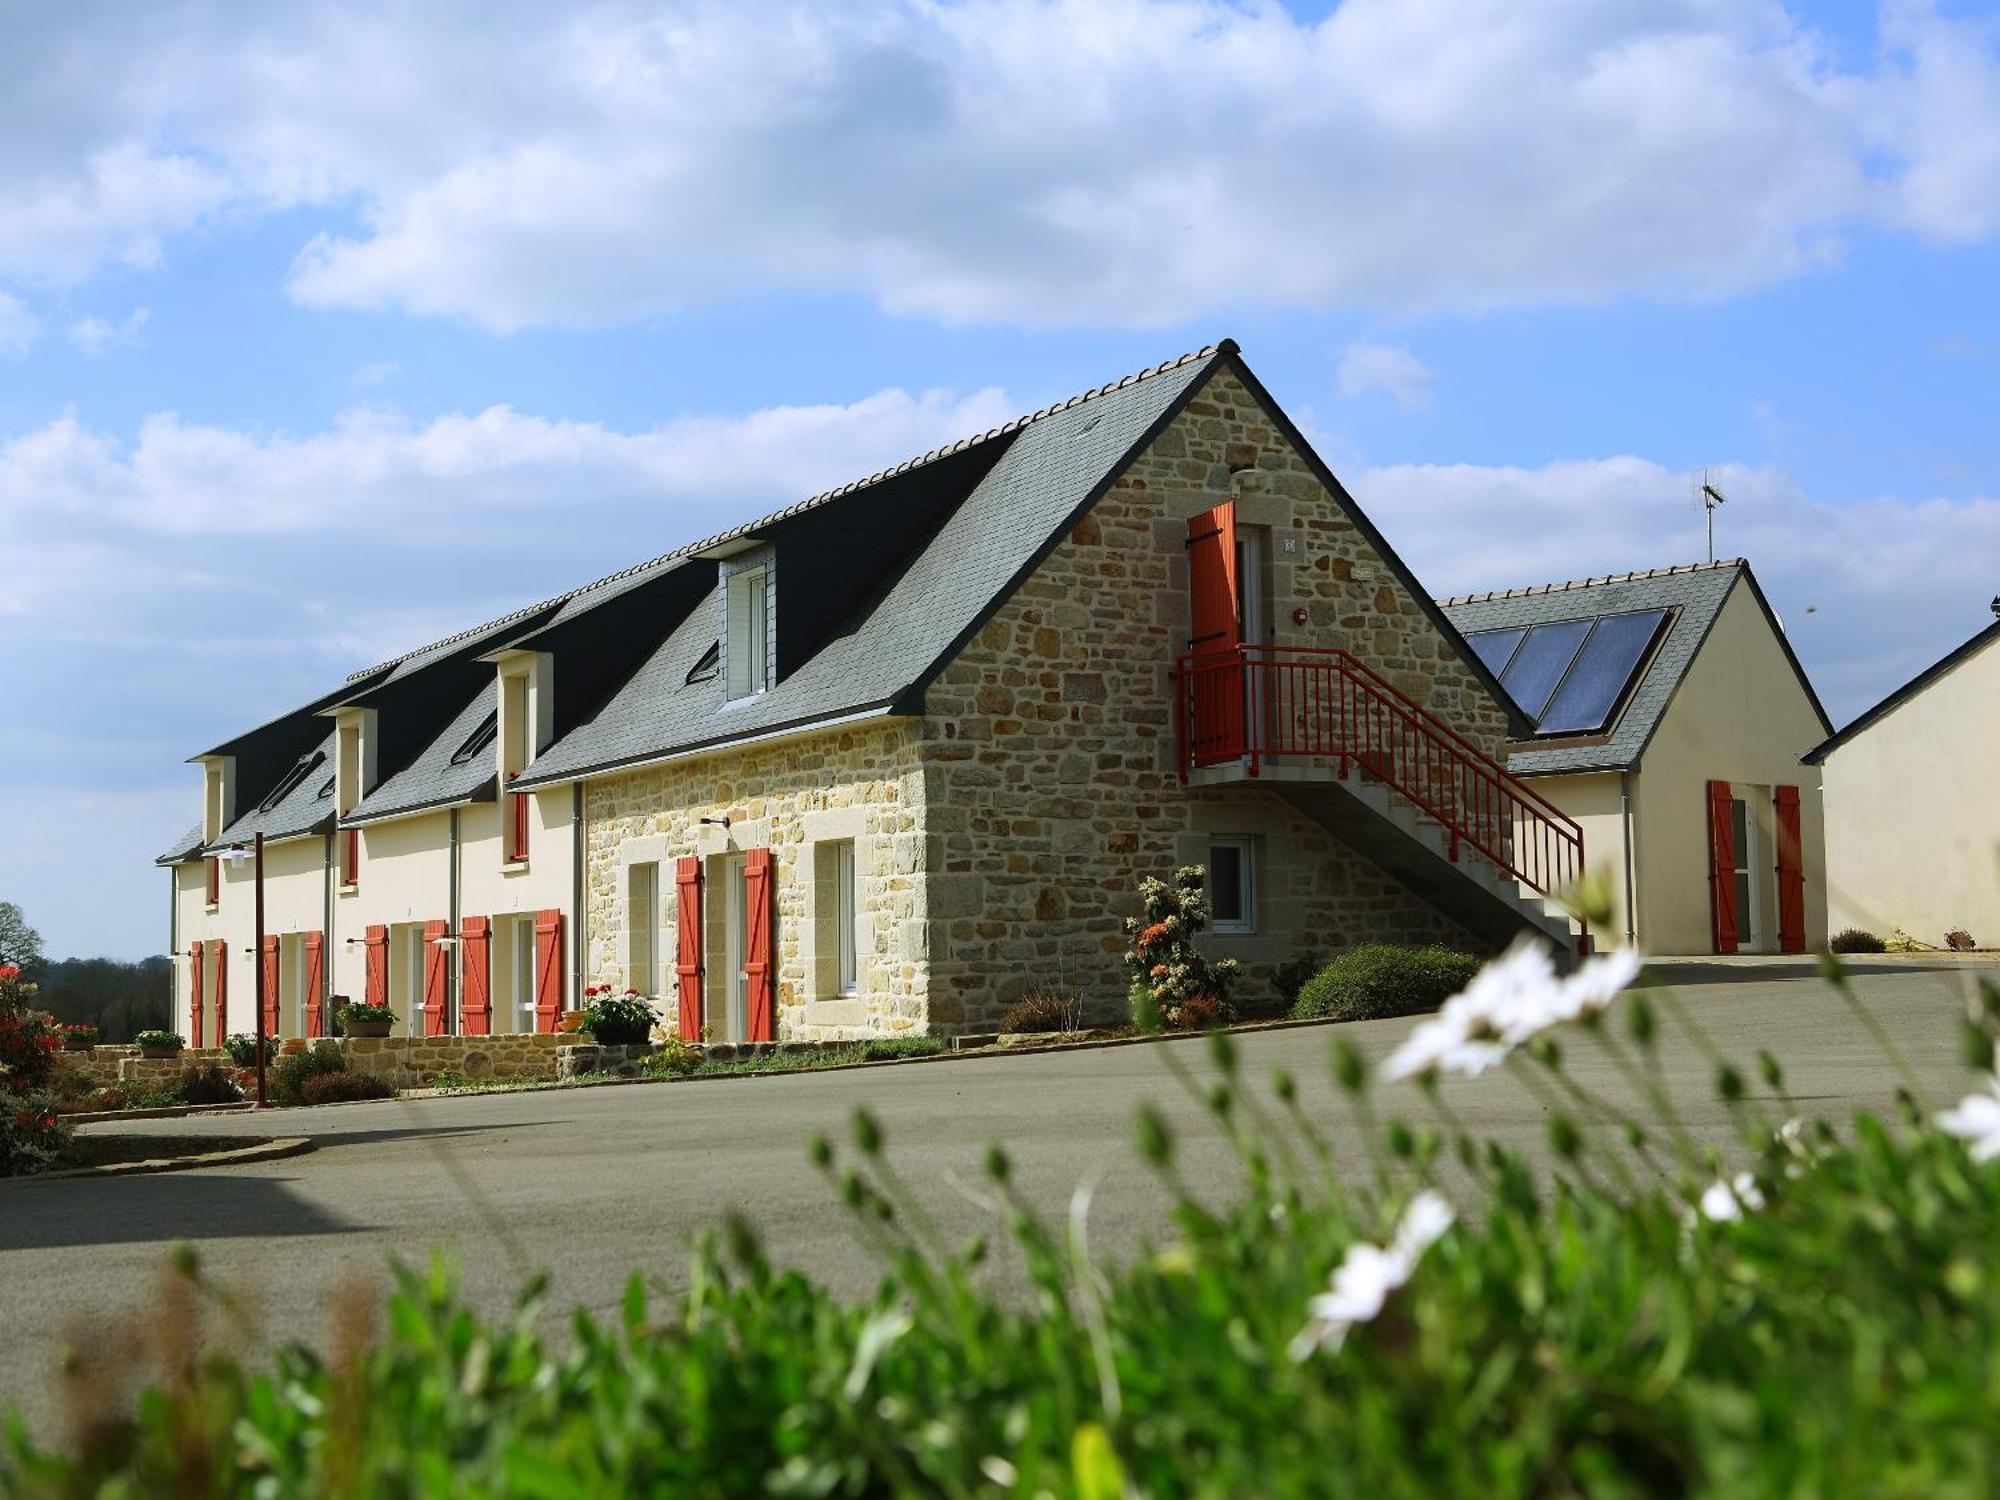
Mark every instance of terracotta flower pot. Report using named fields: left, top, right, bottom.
left=344, top=1021, right=392, bottom=1039
left=62, top=1037, right=95, bottom=1052
left=139, top=1045, right=182, bottom=1061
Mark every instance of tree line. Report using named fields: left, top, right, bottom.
left=0, top=901, right=171, bottom=1042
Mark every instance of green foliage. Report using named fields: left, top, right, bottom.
left=0, top=964, right=69, bottom=1175
left=579, top=988, right=658, bottom=1045
left=1000, top=987, right=1087, bottom=1034
left=176, top=1062, right=244, bottom=1107
left=1271, top=950, right=1321, bottom=1009
left=640, top=1037, right=703, bottom=1078
left=1292, top=944, right=1485, bottom=1021
left=32, top=954, right=170, bottom=1042
left=1123, top=864, right=1240, bottom=1030
left=1830, top=927, right=1888, bottom=954
left=133, top=1030, right=186, bottom=1053
left=0, top=901, right=43, bottom=970
left=336, top=1003, right=396, bottom=1032
left=221, top=1033, right=275, bottom=1068
left=297, top=1070, right=397, bottom=1105
left=271, top=1046, right=351, bottom=1106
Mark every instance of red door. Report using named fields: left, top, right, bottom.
left=1706, top=780, right=1738, bottom=955
left=364, top=924, right=389, bottom=1007
left=460, top=917, right=491, bottom=1035
left=303, top=932, right=325, bottom=1038
left=1185, top=501, right=1243, bottom=764
left=422, top=919, right=450, bottom=1035
left=261, top=936, right=281, bottom=1039
left=744, top=848, right=775, bottom=1043
left=1774, top=785, right=1806, bottom=954
left=675, top=857, right=704, bottom=1042
left=189, top=941, right=205, bottom=1048
left=533, top=909, right=563, bottom=1033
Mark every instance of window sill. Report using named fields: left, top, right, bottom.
left=337, top=883, right=359, bottom=898
left=204, top=902, right=220, bottom=915
left=1211, top=925, right=1257, bottom=938
left=501, top=859, right=531, bottom=875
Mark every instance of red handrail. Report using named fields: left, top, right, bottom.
left=1173, top=644, right=1584, bottom=898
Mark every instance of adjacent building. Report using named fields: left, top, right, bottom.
left=1807, top=608, right=2000, bottom=947
left=162, top=339, right=1588, bottom=1045
left=1440, top=560, right=1833, bottom=955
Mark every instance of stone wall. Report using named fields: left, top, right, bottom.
left=919, top=364, right=1506, bottom=1029
left=324, top=1033, right=570, bottom=1087
left=581, top=720, right=931, bottom=1041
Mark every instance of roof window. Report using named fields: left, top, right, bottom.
left=451, top=710, right=499, bottom=766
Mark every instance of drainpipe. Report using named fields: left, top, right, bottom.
left=322, top=831, right=334, bottom=1018
left=571, top=782, right=585, bottom=1009
left=168, top=865, right=179, bottom=1035
left=1619, top=772, right=1639, bottom=949
left=449, top=808, right=461, bottom=1031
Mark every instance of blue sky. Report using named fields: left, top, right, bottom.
left=3, top=0, right=1998, bottom=958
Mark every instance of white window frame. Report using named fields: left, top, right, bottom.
left=833, top=839, right=858, bottom=996
left=725, top=564, right=770, bottom=702
left=1208, top=837, right=1257, bottom=935
left=512, top=916, right=537, bottom=1034
left=628, top=861, right=660, bottom=997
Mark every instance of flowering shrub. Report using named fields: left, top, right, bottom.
left=59, top=1023, right=99, bottom=1050
left=133, top=1030, right=186, bottom=1054
left=1122, top=865, right=1239, bottom=1030
left=581, top=987, right=657, bottom=1046
left=1, top=963, right=70, bottom=1175
left=335, top=1003, right=396, bottom=1033
left=222, top=1033, right=276, bottom=1067
left=13, top=944, right=2000, bottom=1491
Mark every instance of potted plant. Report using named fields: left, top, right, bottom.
left=60, top=1023, right=100, bottom=1052
left=336, top=1002, right=397, bottom=1039
left=581, top=987, right=657, bottom=1047
left=134, top=1030, right=186, bottom=1061
left=223, top=1033, right=276, bottom=1067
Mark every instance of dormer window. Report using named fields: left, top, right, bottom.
left=725, top=562, right=771, bottom=701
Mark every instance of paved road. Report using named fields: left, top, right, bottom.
left=2, top=955, right=1991, bottom=1439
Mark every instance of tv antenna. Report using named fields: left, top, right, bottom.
left=1696, top=469, right=1728, bottom=565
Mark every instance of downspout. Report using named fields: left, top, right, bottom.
left=1619, top=772, right=1639, bottom=949
left=168, top=866, right=179, bottom=1036
left=449, top=808, right=461, bottom=1031
left=322, top=832, right=334, bottom=1014
left=571, top=782, right=586, bottom=1010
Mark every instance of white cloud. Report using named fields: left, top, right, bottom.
left=67, top=305, right=149, bottom=355
left=0, top=2, right=1996, bottom=330
left=1337, top=340, right=1434, bottom=411
left=0, top=291, right=37, bottom=356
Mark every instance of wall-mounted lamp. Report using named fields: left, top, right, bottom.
left=429, top=934, right=460, bottom=949
left=699, top=815, right=732, bottom=830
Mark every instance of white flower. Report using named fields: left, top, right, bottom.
left=1697, top=1173, right=1766, bottom=1223
left=1289, top=1190, right=1454, bottom=1360
left=1937, top=1077, right=2000, bottom=1163
left=1381, top=938, right=1645, bottom=1083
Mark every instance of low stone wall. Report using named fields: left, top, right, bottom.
left=318, top=1034, right=572, bottom=1088
left=556, top=1042, right=657, bottom=1081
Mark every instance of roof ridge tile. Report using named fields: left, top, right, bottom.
left=1434, top=556, right=1743, bottom=607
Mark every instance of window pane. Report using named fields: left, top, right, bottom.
left=1730, top=798, right=1748, bottom=870
left=1499, top=618, right=1593, bottom=719
left=746, top=571, right=768, bottom=693
left=1467, top=627, right=1527, bottom=677
left=1210, top=844, right=1245, bottom=925
left=836, top=842, right=857, bottom=994
left=1536, top=610, right=1667, bottom=735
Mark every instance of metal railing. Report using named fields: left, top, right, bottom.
left=1174, top=644, right=1584, bottom=897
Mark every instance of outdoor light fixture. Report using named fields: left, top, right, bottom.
left=429, top=933, right=461, bottom=949
left=699, top=815, right=732, bottom=829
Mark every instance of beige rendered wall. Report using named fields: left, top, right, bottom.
left=170, top=834, right=330, bottom=1040
left=581, top=719, right=929, bottom=1042
left=332, top=810, right=450, bottom=1003
left=1632, top=579, right=1828, bottom=954
left=921, top=364, right=1509, bottom=1030
left=1524, top=772, right=1633, bottom=945
left=1821, top=635, right=2000, bottom=945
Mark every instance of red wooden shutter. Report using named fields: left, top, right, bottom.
left=744, top=847, right=775, bottom=1043
left=533, top=909, right=563, bottom=1033
left=422, top=918, right=450, bottom=1035
left=342, top=827, right=359, bottom=887
left=206, top=855, right=219, bottom=905
left=364, top=924, right=389, bottom=1007
left=189, top=941, right=205, bottom=1048
left=509, top=776, right=529, bottom=863
left=261, top=936, right=281, bottom=1039
left=460, top=916, right=491, bottom=1035
left=1185, top=502, right=1244, bottom=764
left=1774, top=785, right=1806, bottom=955
left=212, top=940, right=228, bottom=1039
left=303, top=931, right=325, bottom=1038
left=675, top=857, right=704, bottom=1042
left=1706, top=780, right=1738, bottom=955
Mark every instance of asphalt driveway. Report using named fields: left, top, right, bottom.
left=1, top=954, right=1991, bottom=1440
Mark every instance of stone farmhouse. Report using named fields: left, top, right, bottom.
left=1440, top=560, right=1833, bottom=955
left=160, top=340, right=1590, bottom=1048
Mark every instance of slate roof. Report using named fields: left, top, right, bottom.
left=1804, top=614, right=2000, bottom=764
left=157, top=823, right=206, bottom=865
left=1438, top=560, right=1810, bottom=776
left=199, top=732, right=339, bottom=854
left=513, top=344, right=1224, bottom=786
left=348, top=681, right=498, bottom=824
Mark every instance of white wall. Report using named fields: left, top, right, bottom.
left=1821, top=633, right=2000, bottom=946
left=171, top=835, right=330, bottom=1041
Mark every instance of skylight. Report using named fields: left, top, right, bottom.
left=450, top=711, right=499, bottom=765
left=1468, top=609, right=1669, bottom=737
left=686, top=640, right=721, bottom=685
left=258, top=749, right=327, bottom=813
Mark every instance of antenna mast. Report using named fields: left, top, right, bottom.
left=1697, top=469, right=1728, bottom=565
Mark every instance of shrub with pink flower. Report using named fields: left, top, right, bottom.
left=1123, top=865, right=1240, bottom=1031
left=0, top=964, right=70, bottom=1176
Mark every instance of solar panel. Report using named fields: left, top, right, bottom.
left=1537, top=609, right=1668, bottom=735
left=1498, top=618, right=1592, bottom=718
left=1467, top=626, right=1527, bottom=676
